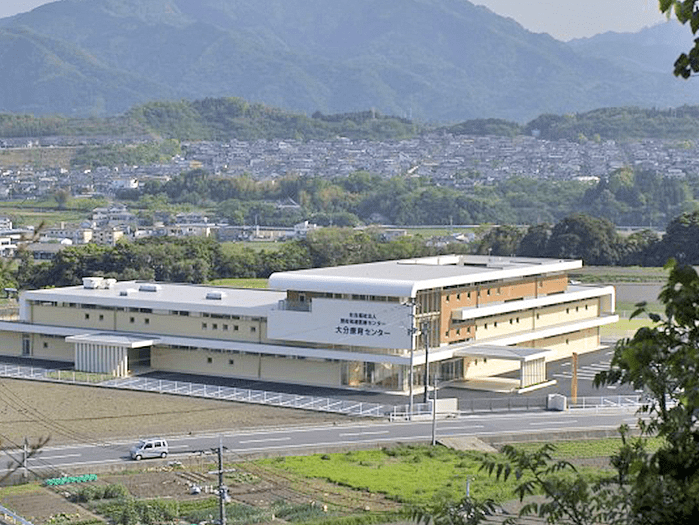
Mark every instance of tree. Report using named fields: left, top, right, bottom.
left=475, top=225, right=524, bottom=256
left=655, top=210, right=699, bottom=264
left=479, top=442, right=631, bottom=525
left=517, top=223, right=551, bottom=257
left=594, top=259, right=699, bottom=523
left=546, top=214, right=623, bottom=265
left=660, top=0, right=699, bottom=77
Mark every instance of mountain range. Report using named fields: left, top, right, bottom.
left=0, top=0, right=697, bottom=122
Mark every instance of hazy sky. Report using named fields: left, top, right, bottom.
left=0, top=0, right=673, bottom=41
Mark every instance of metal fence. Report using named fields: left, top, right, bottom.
left=0, top=363, right=646, bottom=418
left=0, top=504, right=35, bottom=525
left=568, top=395, right=644, bottom=410
left=101, top=376, right=396, bottom=417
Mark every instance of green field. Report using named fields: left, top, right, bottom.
left=209, top=278, right=268, bottom=288
left=601, top=317, right=657, bottom=339
left=0, top=147, right=77, bottom=169
left=570, top=265, right=668, bottom=283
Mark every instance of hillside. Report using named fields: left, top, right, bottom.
left=0, top=0, right=697, bottom=121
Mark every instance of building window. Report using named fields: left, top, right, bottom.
left=207, top=357, right=213, bottom=363
left=456, top=293, right=460, bottom=300
left=484, top=323, right=488, bottom=329
left=212, top=323, right=218, bottom=330
left=229, top=359, right=234, bottom=365
left=144, top=318, right=150, bottom=325
left=566, top=338, right=570, bottom=345
left=509, top=318, right=513, bottom=324
left=202, top=323, right=207, bottom=330
left=445, top=295, right=449, bottom=302
left=494, top=321, right=498, bottom=328
left=130, top=317, right=135, bottom=324
left=223, top=324, right=228, bottom=331
left=456, top=329, right=461, bottom=336
left=467, top=292, right=471, bottom=299
left=536, top=313, right=540, bottom=320
left=43, top=342, right=48, bottom=348
left=234, top=325, right=239, bottom=331
left=250, top=326, right=257, bottom=333
left=84, top=313, right=90, bottom=320
left=566, top=308, right=570, bottom=314
left=487, top=289, right=491, bottom=296
left=99, top=314, right=104, bottom=321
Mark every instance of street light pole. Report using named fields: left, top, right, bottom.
left=409, top=301, right=416, bottom=420
left=422, top=320, right=430, bottom=404
left=431, top=374, right=439, bottom=446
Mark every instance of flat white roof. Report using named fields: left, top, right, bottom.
left=269, top=255, right=582, bottom=297
left=22, top=281, right=285, bottom=317
left=66, top=333, right=158, bottom=348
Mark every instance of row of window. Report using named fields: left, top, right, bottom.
left=35, top=301, right=256, bottom=322
left=202, top=322, right=256, bottom=333
left=82, top=313, right=260, bottom=333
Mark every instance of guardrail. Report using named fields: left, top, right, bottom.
left=568, top=395, right=644, bottom=410
left=0, top=504, right=34, bottom=525
left=0, top=362, right=646, bottom=419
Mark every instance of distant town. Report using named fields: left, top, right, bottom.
left=0, top=131, right=695, bottom=259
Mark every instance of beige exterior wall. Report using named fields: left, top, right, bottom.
left=532, top=299, right=599, bottom=330
left=33, top=336, right=74, bottom=361
left=463, top=326, right=600, bottom=380
left=150, top=346, right=341, bottom=387
left=260, top=356, right=340, bottom=386
left=0, top=331, right=24, bottom=357
left=472, top=298, right=599, bottom=342
left=525, top=327, right=600, bottom=361
left=151, top=347, right=261, bottom=379
left=463, top=356, right=520, bottom=379
left=29, top=303, right=266, bottom=343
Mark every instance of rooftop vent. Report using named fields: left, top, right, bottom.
left=138, top=283, right=161, bottom=293
left=83, top=277, right=104, bottom=289
left=206, top=291, right=226, bottom=300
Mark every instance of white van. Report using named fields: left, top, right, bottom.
left=130, top=438, right=169, bottom=460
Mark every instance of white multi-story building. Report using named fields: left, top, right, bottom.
left=0, top=255, right=617, bottom=392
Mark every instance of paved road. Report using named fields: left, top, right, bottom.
left=4, top=407, right=642, bottom=477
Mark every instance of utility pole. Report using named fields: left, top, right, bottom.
left=22, top=438, right=28, bottom=482
left=208, top=437, right=228, bottom=525
left=422, top=320, right=430, bottom=404
left=208, top=438, right=237, bottom=525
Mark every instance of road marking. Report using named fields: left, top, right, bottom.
left=238, top=437, right=291, bottom=444
left=339, top=431, right=390, bottom=437
left=31, top=453, right=81, bottom=460
left=437, top=425, right=485, bottom=431
left=529, top=420, right=577, bottom=426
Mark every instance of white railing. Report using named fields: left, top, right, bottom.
left=568, top=395, right=644, bottom=410
left=0, top=363, right=645, bottom=419
left=0, top=504, right=35, bottom=525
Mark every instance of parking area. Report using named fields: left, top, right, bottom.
left=0, top=341, right=639, bottom=415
